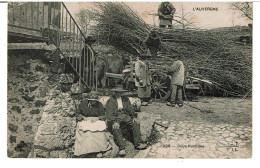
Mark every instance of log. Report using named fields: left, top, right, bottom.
left=105, top=72, right=124, bottom=80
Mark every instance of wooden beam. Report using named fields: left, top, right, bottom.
left=105, top=72, right=124, bottom=80
left=8, top=42, right=56, bottom=50
left=8, top=25, right=43, bottom=38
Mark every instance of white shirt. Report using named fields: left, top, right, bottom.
left=117, top=97, right=123, bottom=110
left=171, top=60, right=185, bottom=86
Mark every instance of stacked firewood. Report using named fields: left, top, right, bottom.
left=86, top=2, right=252, bottom=96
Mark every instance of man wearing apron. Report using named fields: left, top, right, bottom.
left=158, top=2, right=176, bottom=29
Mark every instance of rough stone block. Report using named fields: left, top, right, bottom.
left=35, top=100, right=47, bottom=107
left=24, top=125, right=33, bottom=133
left=70, top=83, right=82, bottom=94
left=59, top=73, right=74, bottom=84
left=59, top=151, right=69, bottom=158
left=137, top=112, right=156, bottom=141
left=9, top=135, right=17, bottom=143
left=8, top=123, right=18, bottom=132
left=29, top=86, right=39, bottom=92
left=50, top=151, right=59, bottom=158
left=61, top=83, right=72, bottom=93
left=58, top=118, right=76, bottom=136
left=7, top=149, right=14, bottom=157
left=30, top=109, right=40, bottom=115
left=40, top=113, right=59, bottom=123
left=8, top=98, right=19, bottom=103
left=38, top=123, right=58, bottom=135
left=34, top=149, right=49, bottom=158
left=11, top=106, right=21, bottom=113
left=36, top=117, right=42, bottom=122
left=38, top=87, right=49, bottom=98
left=18, top=88, right=24, bottom=93
left=51, top=66, right=59, bottom=73
left=22, top=95, right=35, bottom=102
left=62, top=106, right=76, bottom=117
left=34, top=134, right=64, bottom=150
left=35, top=65, right=45, bottom=72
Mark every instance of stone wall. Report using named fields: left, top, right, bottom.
left=31, top=86, right=78, bottom=158
left=7, top=50, right=63, bottom=157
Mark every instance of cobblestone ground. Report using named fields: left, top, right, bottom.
left=136, top=97, right=252, bottom=159
left=147, top=121, right=252, bottom=158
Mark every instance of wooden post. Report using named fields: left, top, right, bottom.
left=42, top=2, right=44, bottom=28
left=96, top=68, right=98, bottom=91
left=25, top=3, right=28, bottom=27
left=31, top=2, right=33, bottom=28
left=82, top=31, right=85, bottom=83
left=78, top=25, right=81, bottom=85
left=129, top=56, right=133, bottom=81
left=69, top=17, right=71, bottom=57
left=48, top=2, right=51, bottom=30
left=36, top=2, right=39, bottom=29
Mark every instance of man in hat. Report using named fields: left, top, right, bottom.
left=144, top=30, right=161, bottom=57
left=165, top=59, right=185, bottom=107
left=106, top=86, right=147, bottom=157
left=135, top=56, right=152, bottom=106
left=158, top=2, right=176, bottom=29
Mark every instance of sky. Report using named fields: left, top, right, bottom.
left=65, top=1, right=252, bottom=29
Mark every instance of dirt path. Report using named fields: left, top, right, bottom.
left=142, top=97, right=252, bottom=127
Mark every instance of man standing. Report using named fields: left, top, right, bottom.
left=144, top=30, right=161, bottom=57
left=106, top=86, right=147, bottom=157
left=158, top=2, right=176, bottom=29
left=166, top=59, right=185, bottom=107
left=135, top=56, right=152, bottom=106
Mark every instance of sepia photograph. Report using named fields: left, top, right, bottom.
left=6, top=1, right=252, bottom=159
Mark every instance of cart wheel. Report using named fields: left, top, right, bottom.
left=151, top=71, right=171, bottom=101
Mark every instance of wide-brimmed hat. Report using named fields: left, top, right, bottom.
left=82, top=91, right=100, bottom=101
left=111, top=85, right=128, bottom=92
left=149, top=31, right=160, bottom=40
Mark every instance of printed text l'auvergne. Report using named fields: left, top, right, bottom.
left=193, top=7, right=218, bottom=11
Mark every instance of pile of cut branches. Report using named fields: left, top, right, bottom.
left=84, top=2, right=252, bottom=96
left=88, top=2, right=150, bottom=54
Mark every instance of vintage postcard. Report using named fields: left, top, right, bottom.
left=7, top=1, right=252, bottom=159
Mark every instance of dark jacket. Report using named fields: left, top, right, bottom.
left=106, top=95, right=137, bottom=123
left=144, top=36, right=161, bottom=49
left=76, top=100, right=105, bottom=118
left=158, top=2, right=176, bottom=20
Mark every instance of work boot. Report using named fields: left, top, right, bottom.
left=135, top=143, right=147, bottom=150
left=166, top=101, right=176, bottom=107
left=177, top=103, right=183, bottom=107
left=177, top=100, right=183, bottom=107
left=118, top=150, right=126, bottom=157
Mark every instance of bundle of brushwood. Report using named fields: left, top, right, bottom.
left=88, top=2, right=150, bottom=54
left=86, top=2, right=252, bottom=96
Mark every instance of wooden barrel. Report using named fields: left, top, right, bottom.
left=98, top=96, right=141, bottom=112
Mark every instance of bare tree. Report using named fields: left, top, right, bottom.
left=76, top=9, right=92, bottom=35
left=230, top=2, right=252, bottom=21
